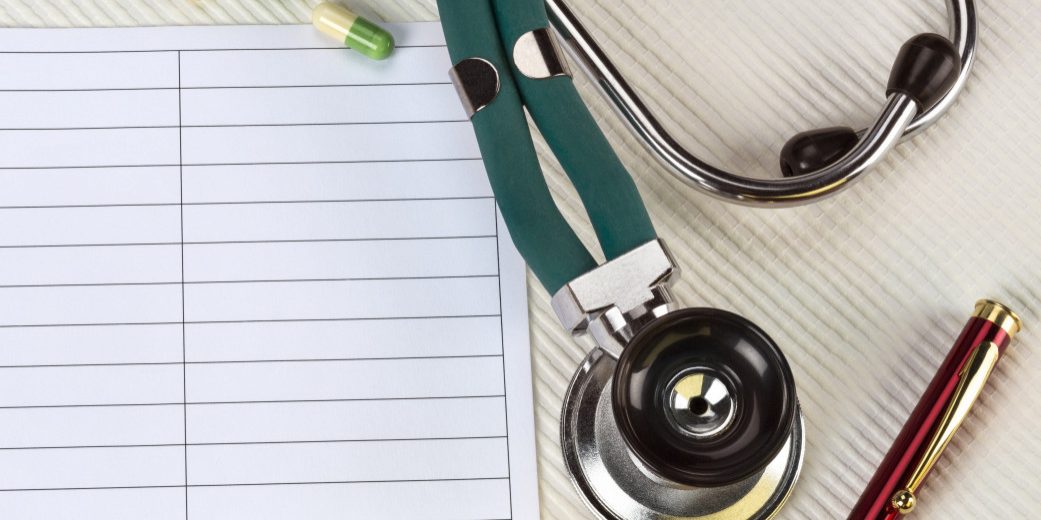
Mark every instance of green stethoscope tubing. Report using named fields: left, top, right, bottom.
left=438, top=0, right=657, bottom=294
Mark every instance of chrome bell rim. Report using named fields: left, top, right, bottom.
left=561, top=348, right=805, bottom=520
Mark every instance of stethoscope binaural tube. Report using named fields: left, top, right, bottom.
left=439, top=0, right=806, bottom=518
left=545, top=0, right=976, bottom=206
left=438, top=0, right=655, bottom=295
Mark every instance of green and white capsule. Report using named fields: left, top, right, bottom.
left=312, top=2, right=395, bottom=60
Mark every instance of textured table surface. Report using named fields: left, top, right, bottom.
left=2, top=1, right=1040, bottom=518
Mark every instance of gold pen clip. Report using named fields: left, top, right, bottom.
left=889, top=340, right=1002, bottom=515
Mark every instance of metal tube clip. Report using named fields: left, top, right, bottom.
left=449, top=57, right=501, bottom=118
left=513, top=28, right=572, bottom=80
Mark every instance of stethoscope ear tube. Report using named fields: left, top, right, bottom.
left=545, top=0, right=977, bottom=206
left=440, top=0, right=597, bottom=293
left=490, top=0, right=657, bottom=264
left=780, top=33, right=962, bottom=178
left=440, top=0, right=659, bottom=294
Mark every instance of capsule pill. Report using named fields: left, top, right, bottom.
left=312, top=2, right=395, bottom=61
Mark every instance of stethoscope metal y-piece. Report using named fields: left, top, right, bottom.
left=437, top=0, right=976, bottom=518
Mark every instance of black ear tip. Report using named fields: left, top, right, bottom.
left=907, top=32, right=957, bottom=49
left=780, top=126, right=859, bottom=178
left=888, top=33, right=961, bottom=112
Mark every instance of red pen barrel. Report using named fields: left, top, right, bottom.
left=848, top=300, right=1021, bottom=520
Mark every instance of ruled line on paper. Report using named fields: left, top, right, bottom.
left=0, top=158, right=484, bottom=170
left=0, top=395, right=509, bottom=410
left=0, top=235, right=498, bottom=250
left=0, top=353, right=506, bottom=370
left=0, top=476, right=511, bottom=494
left=0, top=434, right=510, bottom=451
left=0, top=82, right=454, bottom=93
left=0, top=120, right=471, bottom=132
left=0, top=44, right=448, bottom=55
left=0, top=312, right=505, bottom=326
left=0, top=195, right=494, bottom=211
left=0, top=273, right=501, bottom=290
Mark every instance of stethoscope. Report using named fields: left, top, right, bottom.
left=437, top=0, right=976, bottom=518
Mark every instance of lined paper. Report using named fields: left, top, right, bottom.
left=0, top=23, right=538, bottom=520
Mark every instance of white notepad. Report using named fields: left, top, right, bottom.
left=0, top=22, right=538, bottom=519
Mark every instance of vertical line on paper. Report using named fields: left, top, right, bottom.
left=177, top=50, right=189, bottom=519
left=494, top=203, right=513, bottom=519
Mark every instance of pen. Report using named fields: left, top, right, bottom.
left=849, top=299, right=1022, bottom=519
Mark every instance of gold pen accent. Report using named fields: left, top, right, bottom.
left=891, top=340, right=1002, bottom=513
left=974, top=299, right=1022, bottom=338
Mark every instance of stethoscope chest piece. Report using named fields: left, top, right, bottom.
left=563, top=350, right=804, bottom=519
left=558, top=259, right=805, bottom=520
